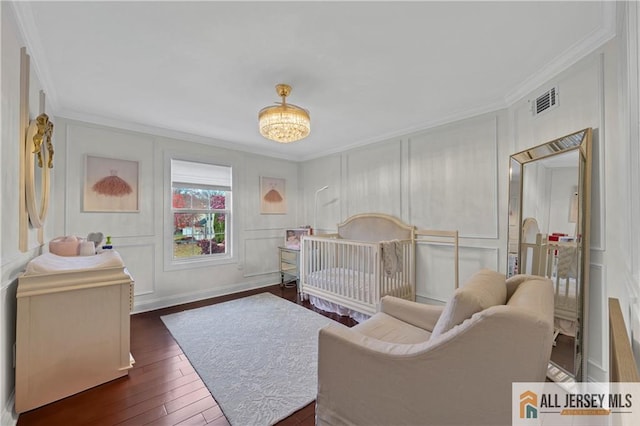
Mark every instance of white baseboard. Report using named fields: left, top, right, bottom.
left=588, top=359, right=608, bottom=382
left=131, top=279, right=277, bottom=314
left=1, top=391, right=17, bottom=426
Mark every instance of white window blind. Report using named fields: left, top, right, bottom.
left=171, top=159, right=231, bottom=190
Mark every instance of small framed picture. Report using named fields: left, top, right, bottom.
left=84, top=155, right=139, bottom=212
left=260, top=176, right=286, bottom=214
left=284, top=228, right=310, bottom=250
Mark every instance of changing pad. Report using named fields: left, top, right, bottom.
left=24, top=250, right=125, bottom=276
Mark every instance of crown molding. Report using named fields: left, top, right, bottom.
left=10, top=0, right=618, bottom=163
left=56, top=108, right=301, bottom=162
left=298, top=98, right=507, bottom=162
left=504, top=1, right=617, bottom=106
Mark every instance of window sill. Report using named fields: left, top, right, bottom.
left=165, top=254, right=236, bottom=272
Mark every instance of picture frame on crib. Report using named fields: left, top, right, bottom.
left=284, top=228, right=310, bottom=250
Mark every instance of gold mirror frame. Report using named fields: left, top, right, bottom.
left=507, top=128, right=592, bottom=382
left=24, top=113, right=54, bottom=229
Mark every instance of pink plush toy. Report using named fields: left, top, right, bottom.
left=49, top=236, right=80, bottom=256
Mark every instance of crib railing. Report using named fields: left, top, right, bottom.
left=300, top=236, right=414, bottom=315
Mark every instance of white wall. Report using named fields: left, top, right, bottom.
left=302, top=110, right=509, bottom=305
left=618, top=0, right=640, bottom=374
left=301, top=33, right=637, bottom=382
left=1, top=3, right=56, bottom=424
left=51, top=118, right=300, bottom=313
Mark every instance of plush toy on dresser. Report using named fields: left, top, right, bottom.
left=48, top=232, right=106, bottom=256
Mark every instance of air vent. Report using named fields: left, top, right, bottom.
left=533, top=87, right=558, bottom=116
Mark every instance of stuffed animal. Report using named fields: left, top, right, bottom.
left=87, top=232, right=104, bottom=248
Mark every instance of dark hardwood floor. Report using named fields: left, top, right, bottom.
left=16, top=284, right=356, bottom=426
left=550, top=333, right=575, bottom=374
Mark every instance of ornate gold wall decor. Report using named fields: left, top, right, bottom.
left=24, top=115, right=53, bottom=229
left=32, top=113, right=54, bottom=169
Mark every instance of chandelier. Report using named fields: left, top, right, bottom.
left=258, top=84, right=310, bottom=143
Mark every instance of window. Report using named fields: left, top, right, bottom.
left=171, top=159, right=232, bottom=260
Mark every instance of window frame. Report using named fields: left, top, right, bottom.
left=171, top=186, right=230, bottom=259
left=165, top=153, right=236, bottom=271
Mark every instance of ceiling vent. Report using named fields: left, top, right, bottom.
left=532, top=86, right=558, bottom=116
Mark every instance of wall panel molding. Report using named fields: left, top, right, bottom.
left=64, top=122, right=155, bottom=238
left=417, top=244, right=500, bottom=302
left=408, top=115, right=499, bottom=239
left=344, top=141, right=402, bottom=219
left=588, top=262, right=606, bottom=378
left=243, top=236, right=283, bottom=277
left=115, top=243, right=155, bottom=296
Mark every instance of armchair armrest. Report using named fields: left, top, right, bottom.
left=380, top=296, right=444, bottom=332
left=317, top=306, right=554, bottom=426
left=316, top=324, right=458, bottom=426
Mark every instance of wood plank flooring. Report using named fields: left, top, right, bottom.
left=16, top=285, right=356, bottom=426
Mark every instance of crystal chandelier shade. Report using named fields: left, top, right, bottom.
left=258, top=84, right=310, bottom=143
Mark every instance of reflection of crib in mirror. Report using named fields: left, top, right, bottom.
left=520, top=218, right=579, bottom=339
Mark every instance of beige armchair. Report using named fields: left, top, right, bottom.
left=316, top=269, right=554, bottom=426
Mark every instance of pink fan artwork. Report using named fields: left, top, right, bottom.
left=92, top=169, right=133, bottom=197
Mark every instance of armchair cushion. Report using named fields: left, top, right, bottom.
left=352, top=312, right=432, bottom=344
left=431, top=269, right=506, bottom=338
left=506, top=273, right=545, bottom=300
left=379, top=295, right=444, bottom=331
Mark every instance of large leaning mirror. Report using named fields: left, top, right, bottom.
left=507, top=128, right=592, bottom=382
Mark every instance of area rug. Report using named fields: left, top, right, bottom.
left=161, top=292, right=339, bottom=425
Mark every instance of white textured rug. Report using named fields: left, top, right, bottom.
left=161, top=292, right=338, bottom=426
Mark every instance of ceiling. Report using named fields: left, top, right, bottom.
left=12, top=1, right=615, bottom=161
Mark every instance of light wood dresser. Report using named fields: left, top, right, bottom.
left=15, top=251, right=134, bottom=413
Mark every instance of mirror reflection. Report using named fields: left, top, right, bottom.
left=507, top=128, right=591, bottom=382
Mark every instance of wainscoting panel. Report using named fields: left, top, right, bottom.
left=344, top=141, right=402, bottom=219
left=417, top=244, right=499, bottom=303
left=416, top=243, right=458, bottom=303
left=244, top=236, right=283, bottom=277
left=1, top=278, right=18, bottom=426
left=64, top=123, right=156, bottom=238
left=628, top=277, right=640, bottom=378
left=588, top=262, right=606, bottom=381
left=302, top=155, right=342, bottom=234
left=116, top=243, right=155, bottom=296
left=408, top=115, right=498, bottom=238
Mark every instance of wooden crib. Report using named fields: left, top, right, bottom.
left=299, top=213, right=416, bottom=317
